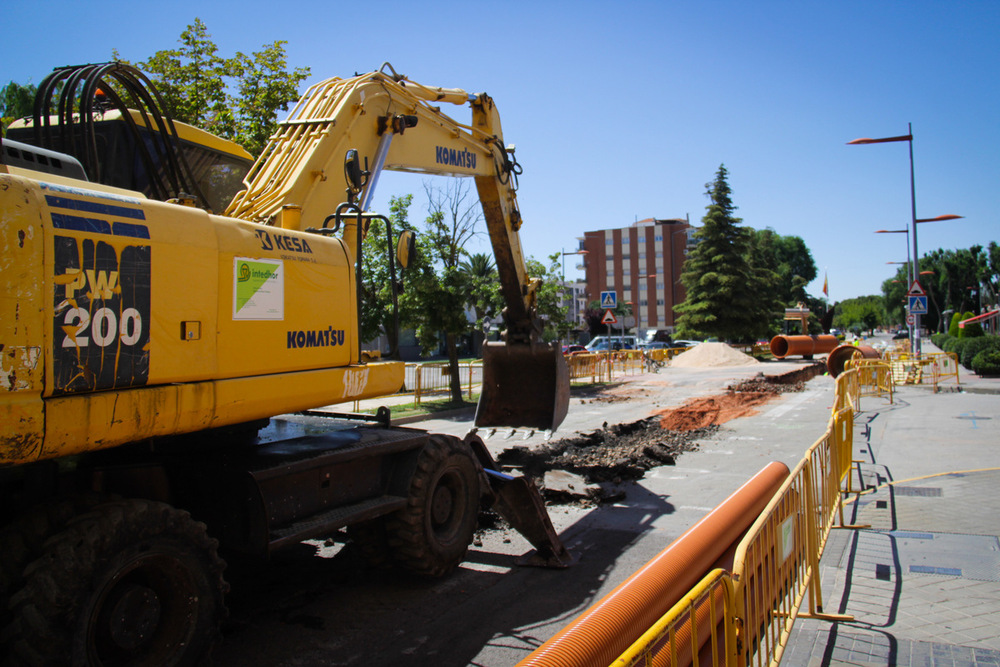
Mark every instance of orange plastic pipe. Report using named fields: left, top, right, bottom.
left=826, top=344, right=880, bottom=378
left=516, top=461, right=790, bottom=667
left=769, top=334, right=838, bottom=359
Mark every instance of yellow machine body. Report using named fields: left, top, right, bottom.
left=0, top=168, right=403, bottom=465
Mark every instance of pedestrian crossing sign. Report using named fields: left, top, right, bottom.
left=600, top=291, right=617, bottom=309
left=908, top=295, right=928, bottom=315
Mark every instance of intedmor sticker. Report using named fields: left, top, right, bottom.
left=234, top=257, right=284, bottom=320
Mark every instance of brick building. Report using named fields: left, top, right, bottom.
left=579, top=217, right=693, bottom=336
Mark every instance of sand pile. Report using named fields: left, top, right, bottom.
left=669, top=342, right=760, bottom=368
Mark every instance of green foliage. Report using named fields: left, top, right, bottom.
left=931, top=333, right=951, bottom=348
left=971, top=349, right=1000, bottom=376
left=133, top=18, right=310, bottom=156
left=833, top=296, right=885, bottom=334
left=948, top=312, right=962, bottom=337
left=946, top=336, right=972, bottom=362
left=960, top=335, right=1000, bottom=370
left=962, top=315, right=984, bottom=338
left=1, top=81, right=37, bottom=133
left=675, top=165, right=780, bottom=342
left=359, top=195, right=420, bottom=347
left=748, top=228, right=817, bottom=306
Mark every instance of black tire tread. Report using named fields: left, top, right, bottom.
left=3, top=498, right=227, bottom=666
left=385, top=434, right=480, bottom=578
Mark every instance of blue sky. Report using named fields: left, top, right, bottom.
left=6, top=1, right=998, bottom=304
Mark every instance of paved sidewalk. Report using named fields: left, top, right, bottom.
left=782, top=372, right=1000, bottom=667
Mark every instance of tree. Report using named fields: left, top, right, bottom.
left=138, top=19, right=229, bottom=133
left=358, top=195, right=421, bottom=352
left=833, top=296, right=885, bottom=334
left=674, top=165, right=779, bottom=342
left=749, top=228, right=817, bottom=306
left=407, top=179, right=485, bottom=401
left=134, top=18, right=309, bottom=156
left=1, top=81, right=36, bottom=133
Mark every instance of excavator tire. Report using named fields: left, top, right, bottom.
left=3, top=499, right=228, bottom=666
left=385, top=434, right=480, bottom=577
left=0, top=494, right=109, bottom=645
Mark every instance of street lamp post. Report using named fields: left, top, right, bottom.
left=848, top=125, right=962, bottom=354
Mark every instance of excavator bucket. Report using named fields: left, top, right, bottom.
left=475, top=341, right=570, bottom=432
left=464, top=434, right=574, bottom=568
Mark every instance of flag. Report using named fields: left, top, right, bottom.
left=822, top=271, right=828, bottom=297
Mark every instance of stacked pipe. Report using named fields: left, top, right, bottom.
left=768, top=335, right=838, bottom=359
left=516, top=461, right=790, bottom=667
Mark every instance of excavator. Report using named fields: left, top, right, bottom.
left=0, top=62, right=570, bottom=665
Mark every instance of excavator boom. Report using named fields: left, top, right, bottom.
left=227, top=64, right=570, bottom=431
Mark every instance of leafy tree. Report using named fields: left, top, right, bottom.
left=833, top=296, right=885, bottom=334
left=133, top=18, right=309, bottom=156
left=674, top=165, right=780, bottom=342
left=529, top=253, right=574, bottom=342
left=1, top=81, right=37, bottom=134
left=138, top=19, right=230, bottom=133
left=358, top=194, right=421, bottom=352
left=749, top=229, right=817, bottom=307
left=405, top=179, right=485, bottom=401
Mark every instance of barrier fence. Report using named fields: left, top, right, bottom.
left=881, top=350, right=960, bottom=390
left=521, top=364, right=892, bottom=667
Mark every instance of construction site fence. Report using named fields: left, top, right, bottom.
left=356, top=344, right=774, bottom=406
left=548, top=365, right=888, bottom=667
left=844, top=358, right=894, bottom=404
left=880, top=350, right=960, bottom=389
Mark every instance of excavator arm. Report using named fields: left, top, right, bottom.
left=226, top=64, right=569, bottom=431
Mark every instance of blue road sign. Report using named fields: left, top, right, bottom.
left=600, top=291, right=617, bottom=309
left=908, top=295, right=928, bottom=315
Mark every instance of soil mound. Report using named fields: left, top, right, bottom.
left=670, top=342, right=760, bottom=368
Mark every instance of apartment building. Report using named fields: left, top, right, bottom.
left=579, top=217, right=693, bottom=336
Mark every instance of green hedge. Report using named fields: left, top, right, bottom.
left=961, top=335, right=1000, bottom=370
left=972, top=349, right=1000, bottom=376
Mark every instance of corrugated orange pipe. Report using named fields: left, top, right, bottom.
left=826, top=344, right=880, bottom=377
left=516, top=461, right=790, bottom=667
left=769, top=334, right=839, bottom=359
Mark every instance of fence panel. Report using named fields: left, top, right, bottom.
left=611, top=570, right=737, bottom=667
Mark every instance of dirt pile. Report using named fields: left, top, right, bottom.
left=495, top=367, right=822, bottom=505
left=670, top=342, right=760, bottom=368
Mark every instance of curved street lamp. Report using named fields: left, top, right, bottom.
left=848, top=125, right=963, bottom=353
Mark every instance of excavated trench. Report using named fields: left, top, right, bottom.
left=495, top=363, right=824, bottom=505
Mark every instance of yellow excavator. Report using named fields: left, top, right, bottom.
left=0, top=62, right=570, bottom=664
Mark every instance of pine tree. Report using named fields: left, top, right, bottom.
left=675, top=165, right=779, bottom=342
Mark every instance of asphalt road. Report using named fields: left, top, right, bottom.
left=213, top=354, right=839, bottom=666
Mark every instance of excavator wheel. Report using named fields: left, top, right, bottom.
left=4, top=499, right=228, bottom=666
left=385, top=434, right=480, bottom=577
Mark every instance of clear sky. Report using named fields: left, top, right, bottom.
left=6, top=1, right=998, bottom=304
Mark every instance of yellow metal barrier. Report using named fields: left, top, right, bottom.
left=522, top=364, right=946, bottom=667
left=846, top=359, right=893, bottom=404
left=929, top=352, right=960, bottom=389
left=731, top=399, right=858, bottom=667
left=612, top=569, right=737, bottom=667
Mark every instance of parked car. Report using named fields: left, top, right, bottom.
left=562, top=344, right=587, bottom=355
left=671, top=340, right=701, bottom=348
